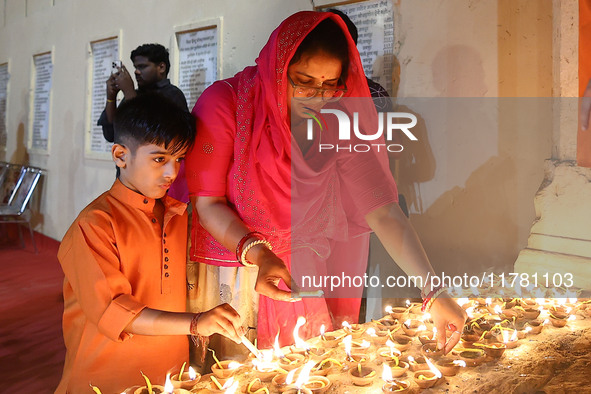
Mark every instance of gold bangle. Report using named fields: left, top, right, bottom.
left=107, top=99, right=116, bottom=103
left=240, top=239, right=272, bottom=267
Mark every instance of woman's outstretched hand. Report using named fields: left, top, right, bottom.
left=429, top=293, right=467, bottom=354
left=251, top=246, right=298, bottom=302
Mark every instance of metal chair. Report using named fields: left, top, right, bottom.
left=0, top=163, right=25, bottom=205
left=0, top=163, right=9, bottom=189
left=0, top=167, right=44, bottom=253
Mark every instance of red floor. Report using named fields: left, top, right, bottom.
left=0, top=226, right=65, bottom=393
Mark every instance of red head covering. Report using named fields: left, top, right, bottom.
left=227, top=11, right=380, bottom=250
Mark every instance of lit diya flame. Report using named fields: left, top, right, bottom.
left=273, top=334, right=285, bottom=359
left=456, top=298, right=469, bottom=307
left=502, top=329, right=509, bottom=343
left=424, top=357, right=443, bottom=379
left=285, top=368, right=297, bottom=385
left=366, top=327, right=377, bottom=337
left=293, top=316, right=310, bottom=351
left=382, top=363, right=393, bottom=382
left=555, top=295, right=566, bottom=306
left=418, top=324, right=427, bottom=331
left=320, top=324, right=326, bottom=340
left=385, top=340, right=401, bottom=358
left=453, top=360, right=467, bottom=367
left=543, top=319, right=550, bottom=325
left=343, top=335, right=353, bottom=359
left=566, top=290, right=577, bottom=304
left=465, top=307, right=475, bottom=319
left=525, top=326, right=532, bottom=334
left=294, top=360, right=317, bottom=389
left=494, top=305, right=503, bottom=315
left=407, top=355, right=415, bottom=364
left=224, top=378, right=239, bottom=394
left=217, top=377, right=235, bottom=390
left=568, top=315, right=576, bottom=321
left=385, top=305, right=393, bottom=314
left=164, top=373, right=174, bottom=394
left=405, top=299, right=411, bottom=308
left=227, top=361, right=242, bottom=370
left=252, top=349, right=277, bottom=372
left=485, top=298, right=492, bottom=306
left=431, top=327, right=437, bottom=340
left=422, top=312, right=431, bottom=322
left=342, top=321, right=352, bottom=330
left=403, top=319, right=411, bottom=328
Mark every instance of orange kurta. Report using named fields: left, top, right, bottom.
left=56, top=180, right=189, bottom=394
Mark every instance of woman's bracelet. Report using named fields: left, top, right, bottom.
left=240, top=239, right=272, bottom=267
left=236, top=232, right=264, bottom=262
left=236, top=231, right=272, bottom=267
left=422, top=286, right=446, bottom=312
left=106, top=98, right=116, bottom=103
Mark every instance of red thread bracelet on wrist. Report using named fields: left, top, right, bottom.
left=421, top=286, right=442, bottom=312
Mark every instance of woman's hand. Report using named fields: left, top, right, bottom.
left=249, top=246, right=296, bottom=302
left=195, top=303, right=244, bottom=344
left=193, top=196, right=297, bottom=302
left=429, top=293, right=467, bottom=354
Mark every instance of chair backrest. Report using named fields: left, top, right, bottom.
left=1, top=164, right=25, bottom=205
left=0, top=163, right=9, bottom=190
left=9, top=167, right=42, bottom=214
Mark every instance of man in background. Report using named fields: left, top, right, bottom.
left=98, top=43, right=188, bottom=143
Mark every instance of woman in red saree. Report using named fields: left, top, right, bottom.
left=185, top=11, right=465, bottom=356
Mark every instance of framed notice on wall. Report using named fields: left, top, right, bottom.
left=86, top=36, right=119, bottom=159
left=173, top=20, right=221, bottom=107
left=29, top=51, right=53, bottom=153
left=319, top=0, right=394, bottom=93
left=0, top=63, right=8, bottom=149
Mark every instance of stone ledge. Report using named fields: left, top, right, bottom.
left=514, top=248, right=591, bottom=290
left=514, top=160, right=591, bottom=291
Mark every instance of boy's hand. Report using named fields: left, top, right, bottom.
left=196, top=304, right=244, bottom=344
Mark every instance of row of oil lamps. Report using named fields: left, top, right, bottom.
left=104, top=295, right=590, bottom=393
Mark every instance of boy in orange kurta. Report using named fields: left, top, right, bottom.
left=56, top=94, right=243, bottom=394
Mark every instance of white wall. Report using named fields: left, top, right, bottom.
left=0, top=0, right=553, bottom=281
left=0, top=0, right=311, bottom=239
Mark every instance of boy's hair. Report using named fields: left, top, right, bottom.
left=113, top=94, right=195, bottom=155
left=130, top=43, right=171, bottom=76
